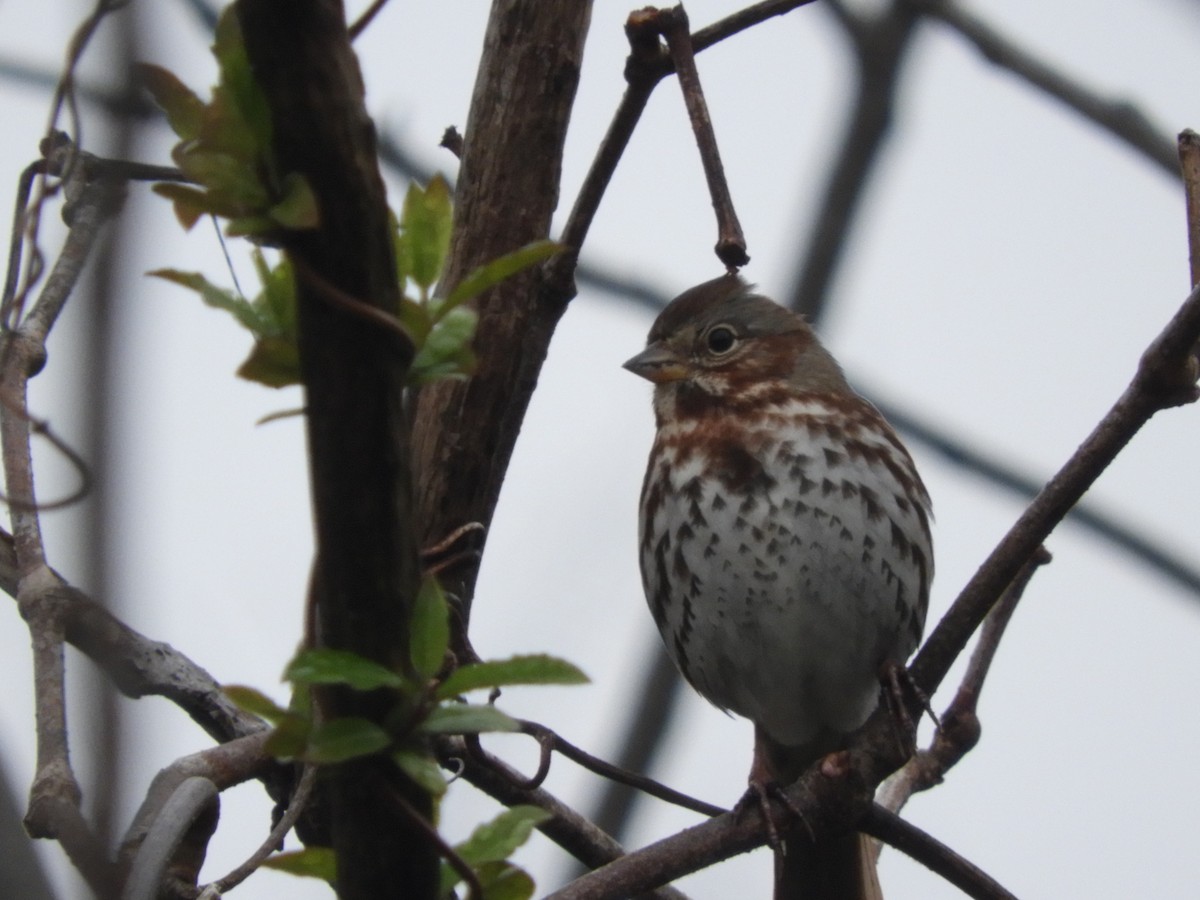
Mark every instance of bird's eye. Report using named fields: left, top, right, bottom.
left=705, top=325, right=737, bottom=355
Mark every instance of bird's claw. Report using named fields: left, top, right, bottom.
left=736, top=779, right=813, bottom=849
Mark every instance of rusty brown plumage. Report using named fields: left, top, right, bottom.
left=626, top=275, right=933, bottom=900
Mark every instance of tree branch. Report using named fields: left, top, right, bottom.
left=237, top=0, right=435, bottom=894
left=912, top=280, right=1200, bottom=697
left=409, top=0, right=592, bottom=630
left=912, top=0, right=1179, bottom=177
left=877, top=549, right=1050, bottom=817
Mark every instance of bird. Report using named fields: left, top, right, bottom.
left=624, top=274, right=933, bottom=899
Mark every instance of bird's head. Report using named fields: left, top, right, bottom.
left=623, top=275, right=849, bottom=420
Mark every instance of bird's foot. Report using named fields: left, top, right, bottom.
left=735, top=778, right=814, bottom=850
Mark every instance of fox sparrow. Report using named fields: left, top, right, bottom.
left=625, top=275, right=933, bottom=899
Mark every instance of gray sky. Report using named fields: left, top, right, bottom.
left=1, top=1, right=1198, bottom=897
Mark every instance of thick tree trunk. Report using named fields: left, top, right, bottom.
left=411, top=0, right=593, bottom=627
left=238, top=1, right=435, bottom=896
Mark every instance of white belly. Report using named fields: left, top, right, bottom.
left=639, top=397, right=931, bottom=751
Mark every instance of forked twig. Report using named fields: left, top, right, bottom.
left=878, top=548, right=1051, bottom=818
left=466, top=720, right=724, bottom=818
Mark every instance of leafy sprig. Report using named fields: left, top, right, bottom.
left=224, top=576, right=586, bottom=897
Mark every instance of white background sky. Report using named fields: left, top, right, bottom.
left=1, top=1, right=1199, bottom=898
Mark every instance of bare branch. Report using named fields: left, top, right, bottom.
left=877, top=549, right=1051, bottom=816
left=912, top=0, right=1179, bottom=177
left=209, top=763, right=317, bottom=893
left=861, top=806, right=1018, bottom=900
left=1179, top=129, right=1200, bottom=288
left=912, top=280, right=1200, bottom=698
left=122, top=777, right=219, bottom=900
left=653, top=6, right=749, bottom=269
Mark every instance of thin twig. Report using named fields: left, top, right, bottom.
left=518, top=720, right=725, bottom=818
left=438, top=736, right=689, bottom=900
left=547, top=0, right=820, bottom=298
left=1178, top=129, right=1200, bottom=289
left=877, top=549, right=1051, bottom=818
left=290, top=255, right=415, bottom=349
left=654, top=6, right=749, bottom=269
left=347, top=0, right=392, bottom=41
left=211, top=763, right=317, bottom=892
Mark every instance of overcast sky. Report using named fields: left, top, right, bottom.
left=1, top=1, right=1199, bottom=898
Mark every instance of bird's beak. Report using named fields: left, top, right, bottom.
left=623, top=343, right=689, bottom=384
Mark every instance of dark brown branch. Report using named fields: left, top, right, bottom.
left=473, top=719, right=724, bottom=818
left=409, top=0, right=591, bottom=632
left=1179, top=129, right=1200, bottom=289
left=237, top=0, right=435, bottom=895
left=912, top=0, right=1179, bottom=177
left=861, top=806, right=1017, bottom=900
left=552, top=0, right=819, bottom=295
left=653, top=6, right=749, bottom=269
left=347, top=0, right=391, bottom=40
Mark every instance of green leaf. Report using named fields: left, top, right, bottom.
left=476, top=860, right=536, bottom=900
left=269, top=173, right=320, bottom=229
left=173, top=146, right=269, bottom=210
left=263, top=714, right=311, bottom=760
left=261, top=847, right=336, bottom=883
left=285, top=649, right=406, bottom=691
left=457, top=806, right=551, bottom=867
left=419, top=703, right=519, bottom=735
left=306, top=718, right=391, bottom=763
left=151, top=183, right=212, bottom=230
left=138, top=64, right=205, bottom=141
left=443, top=240, right=562, bottom=312
left=439, top=859, right=537, bottom=900
left=149, top=268, right=267, bottom=333
left=253, top=250, right=296, bottom=335
left=436, top=655, right=588, bottom=700
left=211, top=6, right=273, bottom=158
left=393, top=749, right=448, bottom=798
left=397, top=294, right=432, bottom=346
left=401, top=175, right=453, bottom=289
left=223, top=685, right=289, bottom=723
left=237, top=337, right=301, bottom=388
left=408, top=305, right=477, bottom=385
left=409, top=577, right=450, bottom=680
